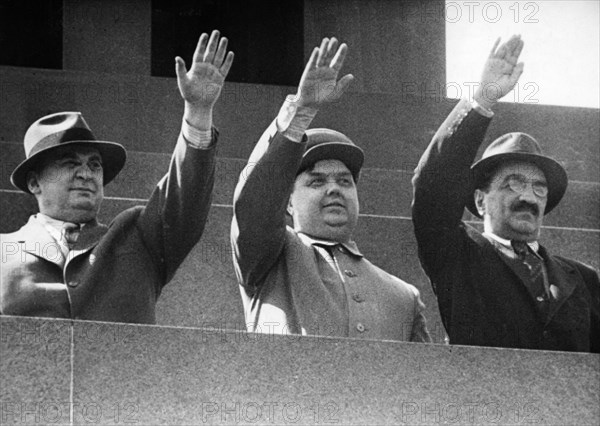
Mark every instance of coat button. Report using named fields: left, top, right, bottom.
left=68, top=280, right=79, bottom=287
left=536, top=296, right=544, bottom=302
left=356, top=323, right=366, bottom=333
left=352, top=294, right=364, bottom=303
left=344, top=269, right=356, bottom=277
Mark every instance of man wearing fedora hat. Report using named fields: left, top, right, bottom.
left=1, top=30, right=234, bottom=323
left=412, top=35, right=599, bottom=352
left=231, top=38, right=431, bottom=341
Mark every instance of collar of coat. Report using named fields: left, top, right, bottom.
left=9, top=215, right=109, bottom=267
left=483, top=231, right=540, bottom=253
left=297, top=232, right=363, bottom=258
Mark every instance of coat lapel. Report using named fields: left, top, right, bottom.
left=65, top=220, right=108, bottom=264
left=478, top=232, right=536, bottom=293
left=8, top=216, right=108, bottom=270
left=538, top=246, right=578, bottom=323
left=477, top=232, right=549, bottom=323
left=16, top=216, right=65, bottom=268
left=478, top=232, right=579, bottom=323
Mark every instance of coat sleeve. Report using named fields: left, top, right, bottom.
left=577, top=262, right=600, bottom=354
left=231, top=120, right=305, bottom=294
left=410, top=288, right=433, bottom=343
left=411, top=99, right=492, bottom=282
left=136, top=129, right=217, bottom=286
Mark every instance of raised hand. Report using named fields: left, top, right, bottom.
left=293, top=37, right=354, bottom=108
left=474, top=35, right=524, bottom=110
left=175, top=30, right=234, bottom=110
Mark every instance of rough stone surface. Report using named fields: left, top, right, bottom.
left=70, top=319, right=600, bottom=425
left=1, top=316, right=598, bottom=425
left=0, top=317, right=71, bottom=425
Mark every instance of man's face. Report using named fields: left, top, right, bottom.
left=27, top=145, right=104, bottom=223
left=475, top=162, right=548, bottom=242
left=288, top=159, right=359, bottom=243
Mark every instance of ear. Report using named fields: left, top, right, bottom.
left=26, top=171, right=41, bottom=195
left=286, top=195, right=294, bottom=217
left=474, top=189, right=486, bottom=216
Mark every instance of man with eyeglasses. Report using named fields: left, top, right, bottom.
left=412, top=35, right=599, bottom=352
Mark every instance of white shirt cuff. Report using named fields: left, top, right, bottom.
left=276, top=96, right=318, bottom=143
left=182, top=119, right=215, bottom=149
left=471, top=100, right=495, bottom=118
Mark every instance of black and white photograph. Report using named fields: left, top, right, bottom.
left=1, top=1, right=598, bottom=424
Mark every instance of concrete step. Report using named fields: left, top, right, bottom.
left=2, top=192, right=598, bottom=338
left=2, top=66, right=599, bottom=182
left=2, top=316, right=598, bottom=425
left=1, top=143, right=598, bottom=230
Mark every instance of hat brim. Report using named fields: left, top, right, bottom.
left=10, top=140, right=127, bottom=194
left=467, top=152, right=568, bottom=218
left=299, top=142, right=364, bottom=181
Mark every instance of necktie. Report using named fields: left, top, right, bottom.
left=61, top=223, right=81, bottom=250
left=511, top=240, right=550, bottom=301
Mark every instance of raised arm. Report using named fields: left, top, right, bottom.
left=139, top=30, right=234, bottom=285
left=231, top=37, right=353, bottom=291
left=292, top=38, right=354, bottom=108
left=176, top=30, right=234, bottom=130
left=412, top=35, right=524, bottom=274
left=474, top=35, right=524, bottom=110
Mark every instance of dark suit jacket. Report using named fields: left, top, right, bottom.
left=412, top=99, right=600, bottom=352
left=0, top=131, right=216, bottom=323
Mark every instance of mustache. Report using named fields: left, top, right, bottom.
left=511, top=200, right=539, bottom=216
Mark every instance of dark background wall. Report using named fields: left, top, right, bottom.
left=0, top=0, right=63, bottom=69
left=0, top=0, right=446, bottom=91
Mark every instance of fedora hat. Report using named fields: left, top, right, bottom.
left=467, top=132, right=568, bottom=217
left=298, top=128, right=364, bottom=182
left=11, top=112, right=127, bottom=194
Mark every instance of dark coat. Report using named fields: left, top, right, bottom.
left=412, top=99, right=600, bottom=353
left=0, top=133, right=216, bottom=323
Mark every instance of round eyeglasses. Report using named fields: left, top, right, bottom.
left=504, top=176, right=548, bottom=197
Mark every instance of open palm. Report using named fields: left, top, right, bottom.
left=295, top=37, right=353, bottom=108
left=175, top=30, right=234, bottom=109
left=476, top=35, right=524, bottom=107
